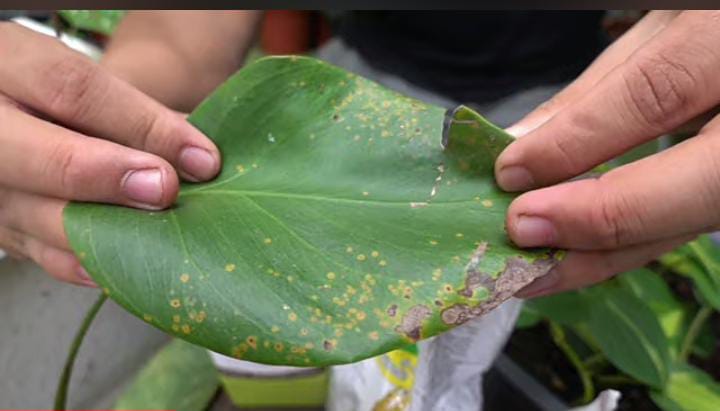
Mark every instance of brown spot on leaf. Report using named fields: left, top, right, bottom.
left=457, top=242, right=496, bottom=298
left=441, top=253, right=558, bottom=326
left=323, top=339, right=336, bottom=351
left=387, top=304, right=398, bottom=317
left=395, top=304, right=432, bottom=341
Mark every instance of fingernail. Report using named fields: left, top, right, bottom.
left=122, top=168, right=164, bottom=207
left=513, top=215, right=556, bottom=247
left=76, top=266, right=98, bottom=288
left=497, top=166, right=534, bottom=192
left=515, top=269, right=560, bottom=299
left=506, top=124, right=530, bottom=138
left=179, top=147, right=218, bottom=181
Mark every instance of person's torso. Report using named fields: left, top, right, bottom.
left=337, top=11, right=607, bottom=103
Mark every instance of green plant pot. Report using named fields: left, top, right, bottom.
left=211, top=352, right=328, bottom=408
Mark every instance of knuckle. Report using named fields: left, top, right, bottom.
left=43, top=56, right=105, bottom=123
left=549, top=135, right=582, bottom=175
left=47, top=141, right=84, bottom=197
left=128, top=109, right=163, bottom=151
left=697, top=137, right=720, bottom=215
left=0, top=187, right=11, bottom=225
left=623, top=52, right=698, bottom=130
left=590, top=178, right=643, bottom=248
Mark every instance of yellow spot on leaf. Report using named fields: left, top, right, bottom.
left=271, top=325, right=280, bottom=333
left=456, top=233, right=464, bottom=238
left=173, top=315, right=181, bottom=323
left=346, top=246, right=354, bottom=253
left=225, top=264, right=236, bottom=272
left=181, top=324, right=192, bottom=334
left=371, top=251, right=380, bottom=258
left=289, top=312, right=298, bottom=321
left=236, top=165, right=245, bottom=173
left=195, top=311, right=207, bottom=323
left=327, top=272, right=336, bottom=280
left=356, top=311, right=367, bottom=321
left=180, top=273, right=190, bottom=283
left=274, top=342, right=285, bottom=352
left=379, top=260, right=387, bottom=267
left=429, top=240, right=438, bottom=246
left=170, top=299, right=181, bottom=308
left=357, top=254, right=367, bottom=261
left=142, top=314, right=153, bottom=322
left=369, top=331, right=380, bottom=341
left=246, top=336, right=257, bottom=349
left=264, top=238, right=273, bottom=245
left=482, top=199, right=493, bottom=208
left=362, top=191, right=370, bottom=196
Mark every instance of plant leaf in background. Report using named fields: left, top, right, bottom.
left=651, top=364, right=720, bottom=411
left=64, top=56, right=557, bottom=366
left=524, top=290, right=591, bottom=327
left=617, top=269, right=687, bottom=357
left=661, top=235, right=720, bottom=311
left=114, top=339, right=219, bottom=411
left=587, top=285, right=671, bottom=388
left=57, top=10, right=125, bottom=36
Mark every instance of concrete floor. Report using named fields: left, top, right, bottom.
left=0, top=256, right=169, bottom=409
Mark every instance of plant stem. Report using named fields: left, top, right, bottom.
left=54, top=292, right=108, bottom=410
left=549, top=322, right=595, bottom=404
left=596, top=374, right=642, bottom=386
left=679, top=304, right=713, bottom=362
left=583, top=352, right=607, bottom=370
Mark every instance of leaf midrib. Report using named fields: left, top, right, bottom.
left=604, top=297, right=667, bottom=385
left=179, top=188, right=505, bottom=210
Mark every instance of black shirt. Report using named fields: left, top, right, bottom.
left=338, top=11, right=607, bottom=104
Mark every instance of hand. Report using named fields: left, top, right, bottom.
left=0, top=23, right=221, bottom=287
left=495, top=11, right=720, bottom=298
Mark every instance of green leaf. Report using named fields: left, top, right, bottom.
left=661, top=235, right=720, bottom=310
left=114, top=339, right=219, bottom=411
left=617, top=268, right=687, bottom=357
left=651, top=364, right=720, bottom=411
left=515, top=306, right=541, bottom=329
left=57, top=10, right=125, bottom=36
left=587, top=284, right=671, bottom=388
left=64, top=56, right=557, bottom=366
left=525, top=290, right=591, bottom=326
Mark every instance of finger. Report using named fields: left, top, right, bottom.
left=0, top=226, right=29, bottom=259
left=496, top=11, right=720, bottom=191
left=26, top=238, right=97, bottom=287
left=515, top=234, right=693, bottom=299
left=0, top=104, right=179, bottom=209
left=0, top=22, right=220, bottom=182
left=506, top=131, right=720, bottom=250
left=0, top=226, right=95, bottom=287
left=507, top=10, right=680, bottom=138
left=0, top=188, right=68, bottom=250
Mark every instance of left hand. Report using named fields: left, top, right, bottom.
left=498, top=11, right=720, bottom=298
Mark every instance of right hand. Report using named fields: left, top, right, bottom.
left=0, top=22, right=221, bottom=287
